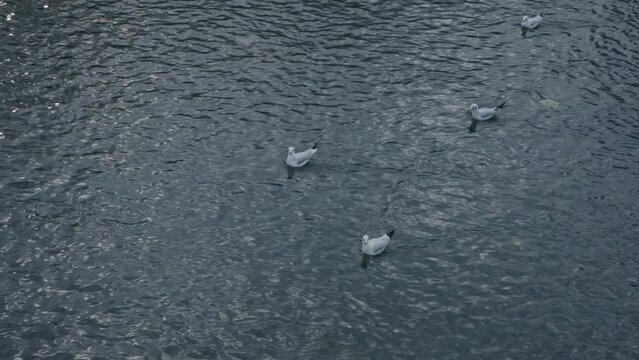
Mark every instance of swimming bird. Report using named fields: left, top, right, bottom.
left=286, top=143, right=318, bottom=168
left=521, top=13, right=543, bottom=29
left=468, top=102, right=506, bottom=132
left=361, top=229, right=394, bottom=256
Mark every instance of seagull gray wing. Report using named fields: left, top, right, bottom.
left=293, top=149, right=315, bottom=165
left=369, top=240, right=387, bottom=255
left=477, top=107, right=497, bottom=120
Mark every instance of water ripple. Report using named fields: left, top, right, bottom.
left=1, top=0, right=638, bottom=358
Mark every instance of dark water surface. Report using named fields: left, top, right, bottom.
left=2, top=0, right=638, bottom=358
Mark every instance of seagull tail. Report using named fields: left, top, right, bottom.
left=386, top=229, right=395, bottom=238
left=312, top=142, right=319, bottom=150
left=496, top=101, right=506, bottom=110
left=539, top=12, right=544, bottom=17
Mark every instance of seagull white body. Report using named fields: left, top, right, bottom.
left=470, top=102, right=506, bottom=121
left=361, top=229, right=394, bottom=256
left=521, top=13, right=543, bottom=29
left=468, top=102, right=506, bottom=133
left=286, top=143, right=318, bottom=168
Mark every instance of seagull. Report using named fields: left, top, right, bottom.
left=361, top=229, right=394, bottom=256
left=286, top=143, right=318, bottom=168
left=468, top=102, right=506, bottom=133
left=521, top=13, right=543, bottom=29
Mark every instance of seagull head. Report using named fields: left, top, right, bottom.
left=288, top=146, right=294, bottom=154
left=470, top=104, right=479, bottom=111
left=362, top=235, right=369, bottom=243
left=522, top=15, right=529, bottom=22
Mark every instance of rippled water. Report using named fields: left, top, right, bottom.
left=1, top=0, right=638, bottom=358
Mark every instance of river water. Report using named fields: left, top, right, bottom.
left=1, top=0, right=638, bottom=359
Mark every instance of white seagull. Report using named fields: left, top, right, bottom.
left=286, top=143, right=318, bottom=168
left=521, top=13, right=543, bottom=29
left=361, top=229, right=394, bottom=256
left=468, top=102, right=506, bottom=132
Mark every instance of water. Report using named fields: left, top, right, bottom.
left=1, top=0, right=638, bottom=358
